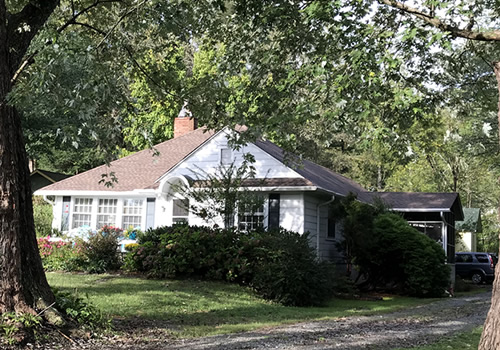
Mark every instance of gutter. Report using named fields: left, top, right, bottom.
left=42, top=195, right=55, bottom=206
left=316, top=195, right=336, bottom=258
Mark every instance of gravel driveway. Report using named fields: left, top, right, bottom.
left=36, top=289, right=491, bottom=350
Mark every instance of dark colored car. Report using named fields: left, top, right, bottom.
left=455, top=252, right=496, bottom=284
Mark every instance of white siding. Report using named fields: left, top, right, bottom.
left=164, top=131, right=303, bottom=180
left=304, top=194, right=341, bottom=261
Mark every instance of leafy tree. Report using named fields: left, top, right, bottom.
left=176, top=154, right=266, bottom=229
left=338, top=195, right=449, bottom=297
left=361, top=1, right=500, bottom=344
left=0, top=0, right=226, bottom=338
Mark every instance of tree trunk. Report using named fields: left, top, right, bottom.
left=0, top=1, right=55, bottom=316
left=478, top=61, right=500, bottom=349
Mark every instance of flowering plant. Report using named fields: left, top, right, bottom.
left=37, top=236, right=86, bottom=271
left=123, top=226, right=141, bottom=240
left=97, top=225, right=123, bottom=237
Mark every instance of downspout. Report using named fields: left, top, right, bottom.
left=42, top=194, right=55, bottom=206
left=316, top=195, right=336, bottom=258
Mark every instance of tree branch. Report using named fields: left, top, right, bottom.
left=10, top=0, right=120, bottom=84
left=378, top=0, right=500, bottom=41
left=72, top=22, right=106, bottom=36
left=7, top=0, right=60, bottom=75
left=123, top=45, right=182, bottom=101
left=56, top=0, right=120, bottom=33
left=97, top=0, right=148, bottom=49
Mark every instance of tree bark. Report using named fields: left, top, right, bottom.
left=0, top=0, right=55, bottom=315
left=478, top=61, right=500, bottom=349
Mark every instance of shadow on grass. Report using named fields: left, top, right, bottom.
left=47, top=272, right=431, bottom=337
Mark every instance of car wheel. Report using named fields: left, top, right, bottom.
left=471, top=272, right=484, bottom=284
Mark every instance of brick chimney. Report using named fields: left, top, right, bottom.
left=174, top=102, right=197, bottom=138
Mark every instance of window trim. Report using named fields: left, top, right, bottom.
left=71, top=197, right=93, bottom=229
left=96, top=198, right=118, bottom=228
left=408, top=220, right=446, bottom=250
left=172, top=198, right=190, bottom=224
left=237, top=198, right=267, bottom=231
left=122, top=198, right=145, bottom=230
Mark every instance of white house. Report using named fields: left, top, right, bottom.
left=35, top=115, right=464, bottom=263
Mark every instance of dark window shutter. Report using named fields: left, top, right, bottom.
left=268, top=194, right=280, bottom=229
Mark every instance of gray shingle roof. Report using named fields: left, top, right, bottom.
left=368, top=192, right=464, bottom=219
left=37, top=128, right=215, bottom=192
left=36, top=127, right=463, bottom=221
left=254, top=140, right=369, bottom=200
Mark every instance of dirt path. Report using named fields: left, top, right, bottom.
left=38, top=290, right=492, bottom=350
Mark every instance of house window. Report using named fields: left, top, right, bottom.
left=409, top=222, right=444, bottom=248
left=172, top=198, right=189, bottom=224
left=72, top=198, right=93, bottom=229
left=97, top=199, right=117, bottom=228
left=238, top=203, right=265, bottom=231
left=123, top=199, right=143, bottom=229
left=221, top=148, right=232, bottom=165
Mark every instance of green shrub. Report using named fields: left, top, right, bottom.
left=37, top=225, right=122, bottom=273
left=369, top=213, right=450, bottom=297
left=83, top=226, right=122, bottom=273
left=53, top=288, right=110, bottom=331
left=33, top=196, right=57, bottom=238
left=124, top=225, right=243, bottom=279
left=124, top=226, right=336, bottom=306
left=248, top=229, right=336, bottom=306
left=37, top=237, right=86, bottom=271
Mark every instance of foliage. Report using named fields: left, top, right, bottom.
left=123, top=225, right=242, bottom=279
left=247, top=229, right=336, bottom=306
left=32, top=196, right=56, bottom=238
left=37, top=225, right=122, bottom=273
left=371, top=213, right=450, bottom=297
left=338, top=196, right=450, bottom=297
left=53, top=288, right=110, bottom=331
left=47, top=272, right=432, bottom=339
left=82, top=226, right=122, bottom=273
left=37, top=236, right=86, bottom=272
left=0, top=312, right=42, bottom=346
left=176, top=154, right=265, bottom=228
left=124, top=225, right=335, bottom=306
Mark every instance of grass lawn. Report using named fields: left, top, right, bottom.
left=47, top=272, right=435, bottom=338
left=395, top=327, right=482, bottom=350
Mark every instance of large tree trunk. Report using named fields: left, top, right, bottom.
left=479, top=61, right=500, bottom=349
left=0, top=1, right=55, bottom=316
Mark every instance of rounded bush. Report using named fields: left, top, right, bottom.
left=371, top=213, right=450, bottom=297
left=124, top=226, right=336, bottom=306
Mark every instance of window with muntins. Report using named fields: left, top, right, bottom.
left=97, top=199, right=117, bottom=228
left=238, top=203, right=265, bottom=231
left=72, top=198, right=93, bottom=229
left=123, top=199, right=143, bottom=229
left=172, top=199, right=189, bottom=224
